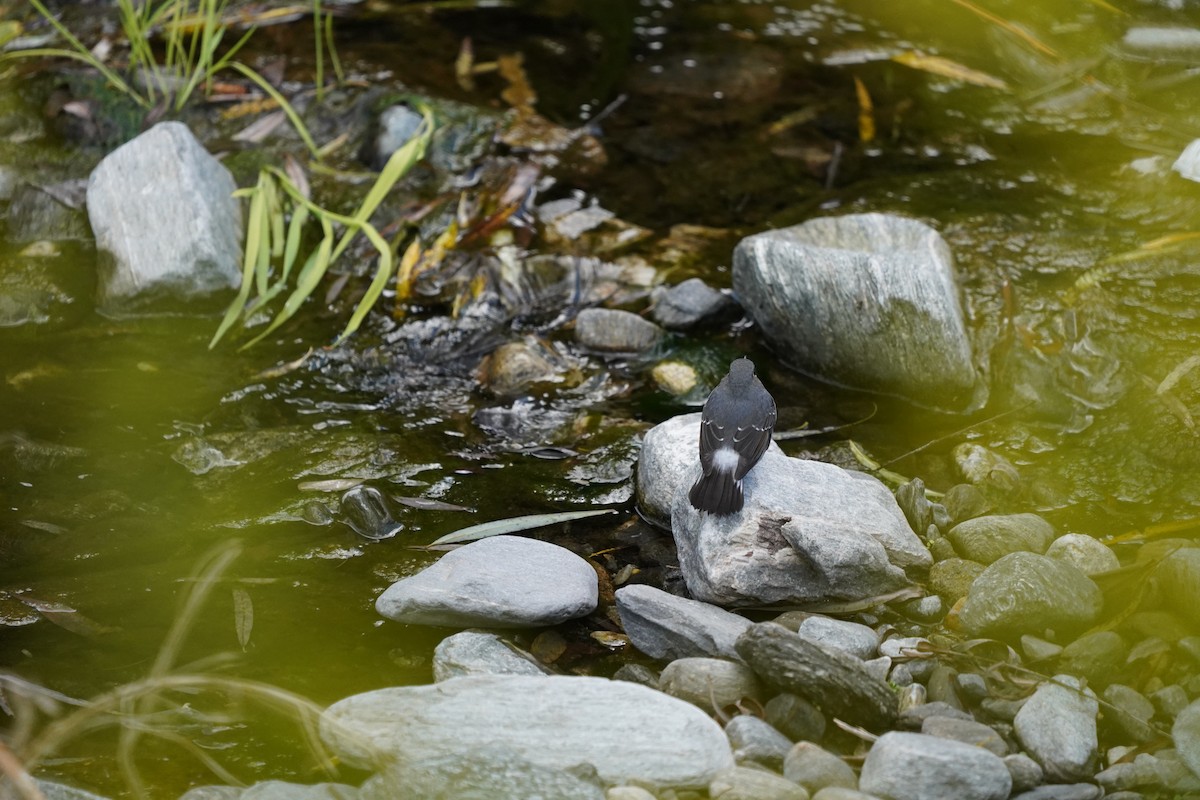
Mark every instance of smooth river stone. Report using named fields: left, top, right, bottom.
left=320, top=675, right=734, bottom=789
left=946, top=513, right=1055, bottom=565
left=376, top=535, right=598, bottom=628
left=957, top=552, right=1102, bottom=640
left=859, top=732, right=1012, bottom=800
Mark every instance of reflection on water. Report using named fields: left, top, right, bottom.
left=5, top=0, right=1200, bottom=793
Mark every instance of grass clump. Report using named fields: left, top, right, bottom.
left=210, top=104, right=435, bottom=350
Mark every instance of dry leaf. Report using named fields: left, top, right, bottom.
left=892, top=51, right=1009, bottom=90
left=497, top=52, right=537, bottom=112
left=233, top=588, right=253, bottom=651
left=456, top=37, right=475, bottom=92
left=853, top=76, right=875, bottom=143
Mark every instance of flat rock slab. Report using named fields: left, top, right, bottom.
left=859, top=732, right=1011, bottom=800
left=732, top=213, right=981, bottom=411
left=87, top=121, right=242, bottom=313
left=320, top=675, right=734, bottom=789
left=615, top=583, right=751, bottom=662
left=1014, top=675, right=1099, bottom=782
left=376, top=535, right=598, bottom=628
left=736, top=623, right=898, bottom=731
left=671, top=443, right=931, bottom=606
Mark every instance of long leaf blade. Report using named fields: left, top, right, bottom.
left=428, top=509, right=617, bottom=546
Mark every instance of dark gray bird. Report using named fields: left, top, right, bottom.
left=688, top=357, right=777, bottom=515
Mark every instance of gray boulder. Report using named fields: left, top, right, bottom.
left=615, top=583, right=752, bottom=662
left=1014, top=675, right=1099, bottom=782
left=958, top=552, right=1102, bottom=640
left=87, top=121, right=242, bottom=314
left=945, top=513, right=1055, bottom=565
left=732, top=213, right=980, bottom=410
left=858, top=732, right=1011, bottom=800
left=375, top=535, right=597, bottom=628
left=320, top=675, right=734, bottom=789
left=672, top=445, right=930, bottom=607
left=574, top=308, right=661, bottom=352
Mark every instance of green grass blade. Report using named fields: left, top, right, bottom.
left=240, top=216, right=334, bottom=349
left=428, top=509, right=618, bottom=546
left=230, top=61, right=320, bottom=158
left=325, top=10, right=344, bottom=85
left=281, top=204, right=310, bottom=281
left=332, top=220, right=392, bottom=346
left=210, top=177, right=266, bottom=348
left=329, top=105, right=433, bottom=263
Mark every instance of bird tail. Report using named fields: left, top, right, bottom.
left=688, top=471, right=743, bottom=515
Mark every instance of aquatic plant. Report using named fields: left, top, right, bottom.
left=210, top=104, right=436, bottom=350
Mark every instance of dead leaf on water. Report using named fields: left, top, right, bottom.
left=892, top=51, right=1009, bottom=91
left=498, top=52, right=537, bottom=112
left=853, top=76, right=875, bottom=143
left=590, top=631, right=629, bottom=649
left=233, top=588, right=253, bottom=651
left=393, top=496, right=473, bottom=512
left=456, top=37, right=475, bottom=91
left=18, top=595, right=113, bottom=637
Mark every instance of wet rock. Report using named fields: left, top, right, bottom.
left=942, top=483, right=992, bottom=524
left=339, top=485, right=402, bottom=540
left=952, top=444, right=1021, bottom=494
left=764, top=692, right=827, bottom=742
left=0, top=253, right=81, bottom=328
left=1154, top=684, right=1189, bottom=718
left=708, top=766, right=809, bottom=800
left=87, top=121, right=242, bottom=313
left=375, top=535, right=597, bottom=628
left=946, top=514, right=1055, bottom=564
left=1155, top=548, right=1200, bottom=627
left=615, top=583, right=751, bottom=662
left=725, top=715, right=792, bottom=769
left=360, top=746, right=604, bottom=800
left=672, top=446, right=931, bottom=607
left=1044, top=533, right=1119, bottom=575
left=958, top=552, right=1102, bottom=640
left=1003, top=753, right=1044, bottom=794
left=921, top=717, right=1007, bottom=756
left=574, top=308, right=661, bottom=353
left=732, top=213, right=980, bottom=411
left=1013, top=674, right=1099, bottom=782
left=1102, top=683, right=1157, bottom=743
left=858, top=732, right=1011, bottom=800
left=793, top=615, right=880, bottom=661
left=736, top=623, right=898, bottom=731
left=8, top=181, right=91, bottom=242
left=1020, top=635, right=1063, bottom=663
left=650, top=278, right=737, bottom=331
left=323, top=675, right=733, bottom=789
left=659, top=657, right=763, bottom=709
left=783, top=742, right=857, bottom=794
left=895, top=478, right=935, bottom=538
left=929, top=558, right=984, bottom=603
left=431, top=630, right=545, bottom=681
left=650, top=360, right=700, bottom=396
left=611, top=663, right=659, bottom=689
left=1173, top=698, right=1200, bottom=779
left=240, top=782, right=358, bottom=800
left=1058, top=631, right=1127, bottom=687
left=361, top=103, right=426, bottom=170
left=477, top=337, right=574, bottom=397
left=897, top=701, right=973, bottom=729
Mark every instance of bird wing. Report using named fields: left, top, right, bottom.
left=697, top=416, right=726, bottom=473
left=732, top=396, right=777, bottom=480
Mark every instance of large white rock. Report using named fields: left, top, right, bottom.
left=87, top=121, right=242, bottom=313
left=670, top=444, right=931, bottom=607
left=376, top=535, right=598, bottom=628
left=733, top=213, right=981, bottom=411
left=320, top=675, right=735, bottom=789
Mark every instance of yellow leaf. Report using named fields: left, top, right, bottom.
left=853, top=76, right=875, bottom=143
left=233, top=588, right=253, bottom=651
left=892, top=51, right=1009, bottom=91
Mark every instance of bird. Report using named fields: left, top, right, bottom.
left=688, top=357, right=777, bottom=515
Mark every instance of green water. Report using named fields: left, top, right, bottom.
left=5, top=0, right=1200, bottom=795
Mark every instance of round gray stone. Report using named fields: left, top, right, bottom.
left=859, top=732, right=1011, bottom=800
